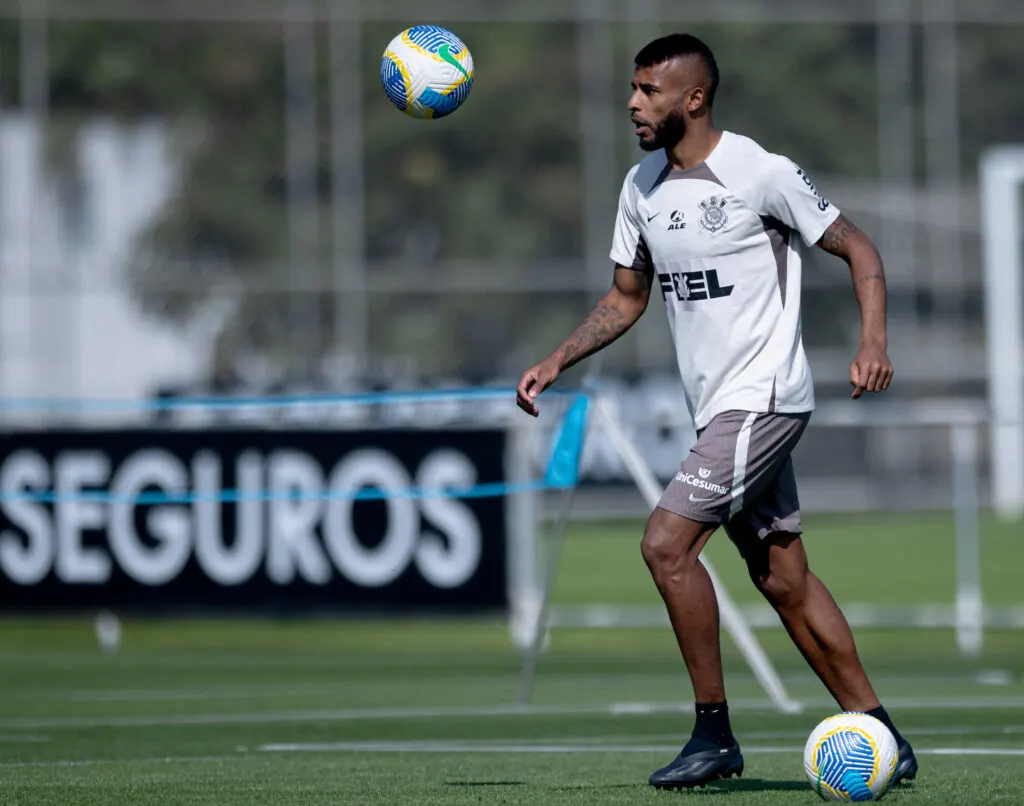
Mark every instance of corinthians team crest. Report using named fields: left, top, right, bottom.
left=698, top=195, right=728, bottom=233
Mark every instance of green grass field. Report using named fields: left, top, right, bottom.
left=1, top=513, right=1022, bottom=804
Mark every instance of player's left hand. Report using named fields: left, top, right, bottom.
left=850, top=341, right=893, bottom=399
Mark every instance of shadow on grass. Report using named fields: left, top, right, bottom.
left=705, top=778, right=810, bottom=794
left=447, top=781, right=640, bottom=792
left=446, top=778, right=826, bottom=795
left=547, top=784, right=644, bottom=792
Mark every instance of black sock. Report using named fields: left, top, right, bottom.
left=685, top=700, right=735, bottom=751
left=866, top=705, right=907, bottom=747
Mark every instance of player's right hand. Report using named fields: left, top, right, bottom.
left=516, top=358, right=561, bottom=417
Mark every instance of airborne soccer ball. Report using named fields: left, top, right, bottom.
left=380, top=25, right=474, bottom=119
left=803, top=713, right=898, bottom=801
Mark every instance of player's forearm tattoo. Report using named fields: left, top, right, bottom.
left=855, top=273, right=886, bottom=286
left=819, top=214, right=859, bottom=256
left=557, top=298, right=628, bottom=369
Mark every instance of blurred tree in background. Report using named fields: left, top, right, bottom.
left=0, top=15, right=1019, bottom=389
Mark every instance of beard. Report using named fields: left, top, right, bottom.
left=637, top=107, right=688, bottom=152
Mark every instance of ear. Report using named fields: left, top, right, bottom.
left=686, top=86, right=705, bottom=113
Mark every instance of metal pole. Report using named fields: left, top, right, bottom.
left=922, top=0, right=964, bottom=367
left=515, top=355, right=604, bottom=704
left=979, top=149, right=1024, bottom=520
left=20, top=0, right=49, bottom=404
left=284, top=0, right=321, bottom=383
left=623, top=0, right=676, bottom=377
left=515, top=482, right=578, bottom=705
left=875, top=0, right=915, bottom=332
left=328, top=1, right=368, bottom=377
left=622, top=0, right=660, bottom=170
left=951, top=422, right=982, bottom=658
left=506, top=420, right=541, bottom=651
left=578, top=0, right=617, bottom=297
left=0, top=42, right=3, bottom=415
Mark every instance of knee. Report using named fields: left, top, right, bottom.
left=640, top=522, right=686, bottom=578
left=755, top=568, right=808, bottom=611
left=640, top=509, right=712, bottom=583
left=747, top=537, right=809, bottom=611
left=641, top=529, right=665, bottom=570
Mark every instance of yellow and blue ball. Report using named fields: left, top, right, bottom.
left=380, top=25, right=474, bottom=119
left=803, top=712, right=899, bottom=802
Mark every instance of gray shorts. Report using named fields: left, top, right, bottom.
left=657, top=410, right=810, bottom=553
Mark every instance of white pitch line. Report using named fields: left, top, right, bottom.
left=259, top=741, right=704, bottom=754
left=255, top=740, right=1024, bottom=758
left=748, top=725, right=1024, bottom=740
left=927, top=748, right=1024, bottom=756
left=0, top=669, right=1015, bottom=705
left=0, top=702, right=681, bottom=730
left=6, top=696, right=1024, bottom=731
left=0, top=754, right=239, bottom=770
left=4, top=743, right=1024, bottom=771
left=562, top=725, right=1024, bottom=744
left=0, top=670, right=1001, bottom=704
left=62, top=684, right=345, bottom=703
left=0, top=671, right=995, bottom=704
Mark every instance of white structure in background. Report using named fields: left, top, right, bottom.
left=980, top=146, right=1024, bottom=520
left=0, top=117, right=207, bottom=407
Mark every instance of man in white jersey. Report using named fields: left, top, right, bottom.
left=516, top=34, right=918, bottom=790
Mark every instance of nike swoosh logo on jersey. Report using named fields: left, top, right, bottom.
left=689, top=493, right=718, bottom=503
left=438, top=44, right=471, bottom=81
left=647, top=212, right=662, bottom=222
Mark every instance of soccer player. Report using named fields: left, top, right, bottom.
left=515, top=33, right=918, bottom=790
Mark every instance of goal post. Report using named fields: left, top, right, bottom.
left=980, top=146, right=1024, bottom=521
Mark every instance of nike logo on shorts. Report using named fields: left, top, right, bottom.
left=689, top=493, right=718, bottom=503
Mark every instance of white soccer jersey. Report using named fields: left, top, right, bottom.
left=610, top=130, right=841, bottom=431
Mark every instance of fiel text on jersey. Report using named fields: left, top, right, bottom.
left=657, top=269, right=734, bottom=303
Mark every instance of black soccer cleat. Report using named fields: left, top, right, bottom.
left=890, top=740, right=918, bottom=786
left=649, top=741, right=744, bottom=789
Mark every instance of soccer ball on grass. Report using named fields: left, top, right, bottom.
left=379, top=25, right=474, bottom=119
left=803, top=712, right=898, bottom=801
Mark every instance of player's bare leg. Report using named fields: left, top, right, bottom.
left=745, top=532, right=877, bottom=709
left=640, top=507, right=722, bottom=701
left=746, top=532, right=918, bottom=784
left=641, top=506, right=743, bottom=789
